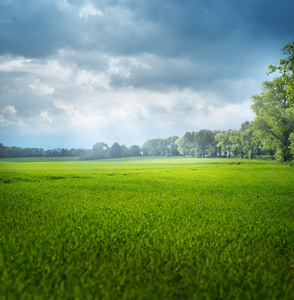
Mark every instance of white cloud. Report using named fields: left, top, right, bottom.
left=106, top=56, right=132, bottom=78
left=0, top=105, right=18, bottom=125
left=75, top=70, right=110, bottom=90
left=40, top=111, right=53, bottom=123
left=54, top=100, right=97, bottom=127
left=29, top=79, right=55, bottom=95
left=0, top=58, right=33, bottom=71
left=205, top=101, right=255, bottom=128
left=79, top=4, right=103, bottom=19
left=110, top=102, right=149, bottom=122
left=0, top=58, right=73, bottom=82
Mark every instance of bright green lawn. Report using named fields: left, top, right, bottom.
left=0, top=157, right=294, bottom=299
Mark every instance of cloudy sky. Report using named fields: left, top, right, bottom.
left=0, top=0, right=293, bottom=149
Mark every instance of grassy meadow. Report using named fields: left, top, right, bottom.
left=0, top=157, right=294, bottom=299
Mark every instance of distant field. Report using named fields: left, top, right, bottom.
left=0, top=157, right=294, bottom=299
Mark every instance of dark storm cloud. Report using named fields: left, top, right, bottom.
left=0, top=1, right=67, bottom=57
left=1, top=0, right=292, bottom=97
left=1, top=0, right=293, bottom=59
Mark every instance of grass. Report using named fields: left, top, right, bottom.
left=0, top=157, right=294, bottom=299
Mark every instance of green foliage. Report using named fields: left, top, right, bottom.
left=268, top=41, right=294, bottom=105
left=215, top=130, right=232, bottom=157
left=0, top=143, right=88, bottom=158
left=142, top=139, right=161, bottom=156
left=1, top=158, right=294, bottom=299
left=142, top=136, right=179, bottom=156
left=110, top=142, right=123, bottom=158
left=175, top=134, right=193, bottom=156
left=129, top=145, right=142, bottom=157
left=251, top=77, right=294, bottom=162
left=240, top=121, right=251, bottom=132
left=291, top=132, right=294, bottom=154
left=242, top=125, right=260, bottom=159
left=193, top=129, right=216, bottom=157
left=176, top=130, right=217, bottom=157
left=230, top=129, right=245, bottom=158
left=92, top=142, right=110, bottom=159
left=267, top=41, right=294, bottom=155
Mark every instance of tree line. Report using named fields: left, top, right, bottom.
left=0, top=144, right=89, bottom=158
left=79, top=121, right=269, bottom=161
left=1, top=42, right=294, bottom=162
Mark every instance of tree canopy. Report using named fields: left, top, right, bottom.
left=251, top=77, right=294, bottom=162
left=268, top=41, right=294, bottom=106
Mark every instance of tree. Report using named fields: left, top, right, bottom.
left=242, top=126, right=259, bottom=159
left=251, top=77, right=294, bottom=162
left=165, top=136, right=180, bottom=156
left=175, top=132, right=196, bottom=156
left=92, top=142, right=109, bottom=159
left=110, top=142, right=122, bottom=158
left=183, top=132, right=198, bottom=156
left=240, top=121, right=251, bottom=132
left=157, top=139, right=169, bottom=156
left=0, top=143, right=6, bottom=158
left=175, top=137, right=189, bottom=156
left=129, top=145, right=141, bottom=157
left=61, top=148, right=66, bottom=157
left=120, top=145, right=131, bottom=157
left=194, top=129, right=216, bottom=157
left=142, top=139, right=160, bottom=156
left=229, top=122, right=256, bottom=159
left=215, top=130, right=232, bottom=157
left=268, top=41, right=294, bottom=156
left=230, top=130, right=242, bottom=157
left=268, top=41, right=294, bottom=106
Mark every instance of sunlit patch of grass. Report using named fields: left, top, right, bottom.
left=0, top=157, right=294, bottom=299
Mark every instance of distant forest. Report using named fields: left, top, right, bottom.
left=0, top=121, right=275, bottom=161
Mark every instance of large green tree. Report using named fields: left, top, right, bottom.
left=268, top=41, right=294, bottom=155
left=251, top=77, right=294, bottom=162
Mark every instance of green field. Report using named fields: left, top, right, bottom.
left=1, top=157, right=294, bottom=299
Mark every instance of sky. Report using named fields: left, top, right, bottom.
left=0, top=0, right=293, bottom=149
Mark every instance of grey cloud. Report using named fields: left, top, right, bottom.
left=2, top=0, right=293, bottom=60
left=0, top=1, right=66, bottom=57
left=106, top=54, right=261, bottom=104
left=57, top=49, right=108, bottom=71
